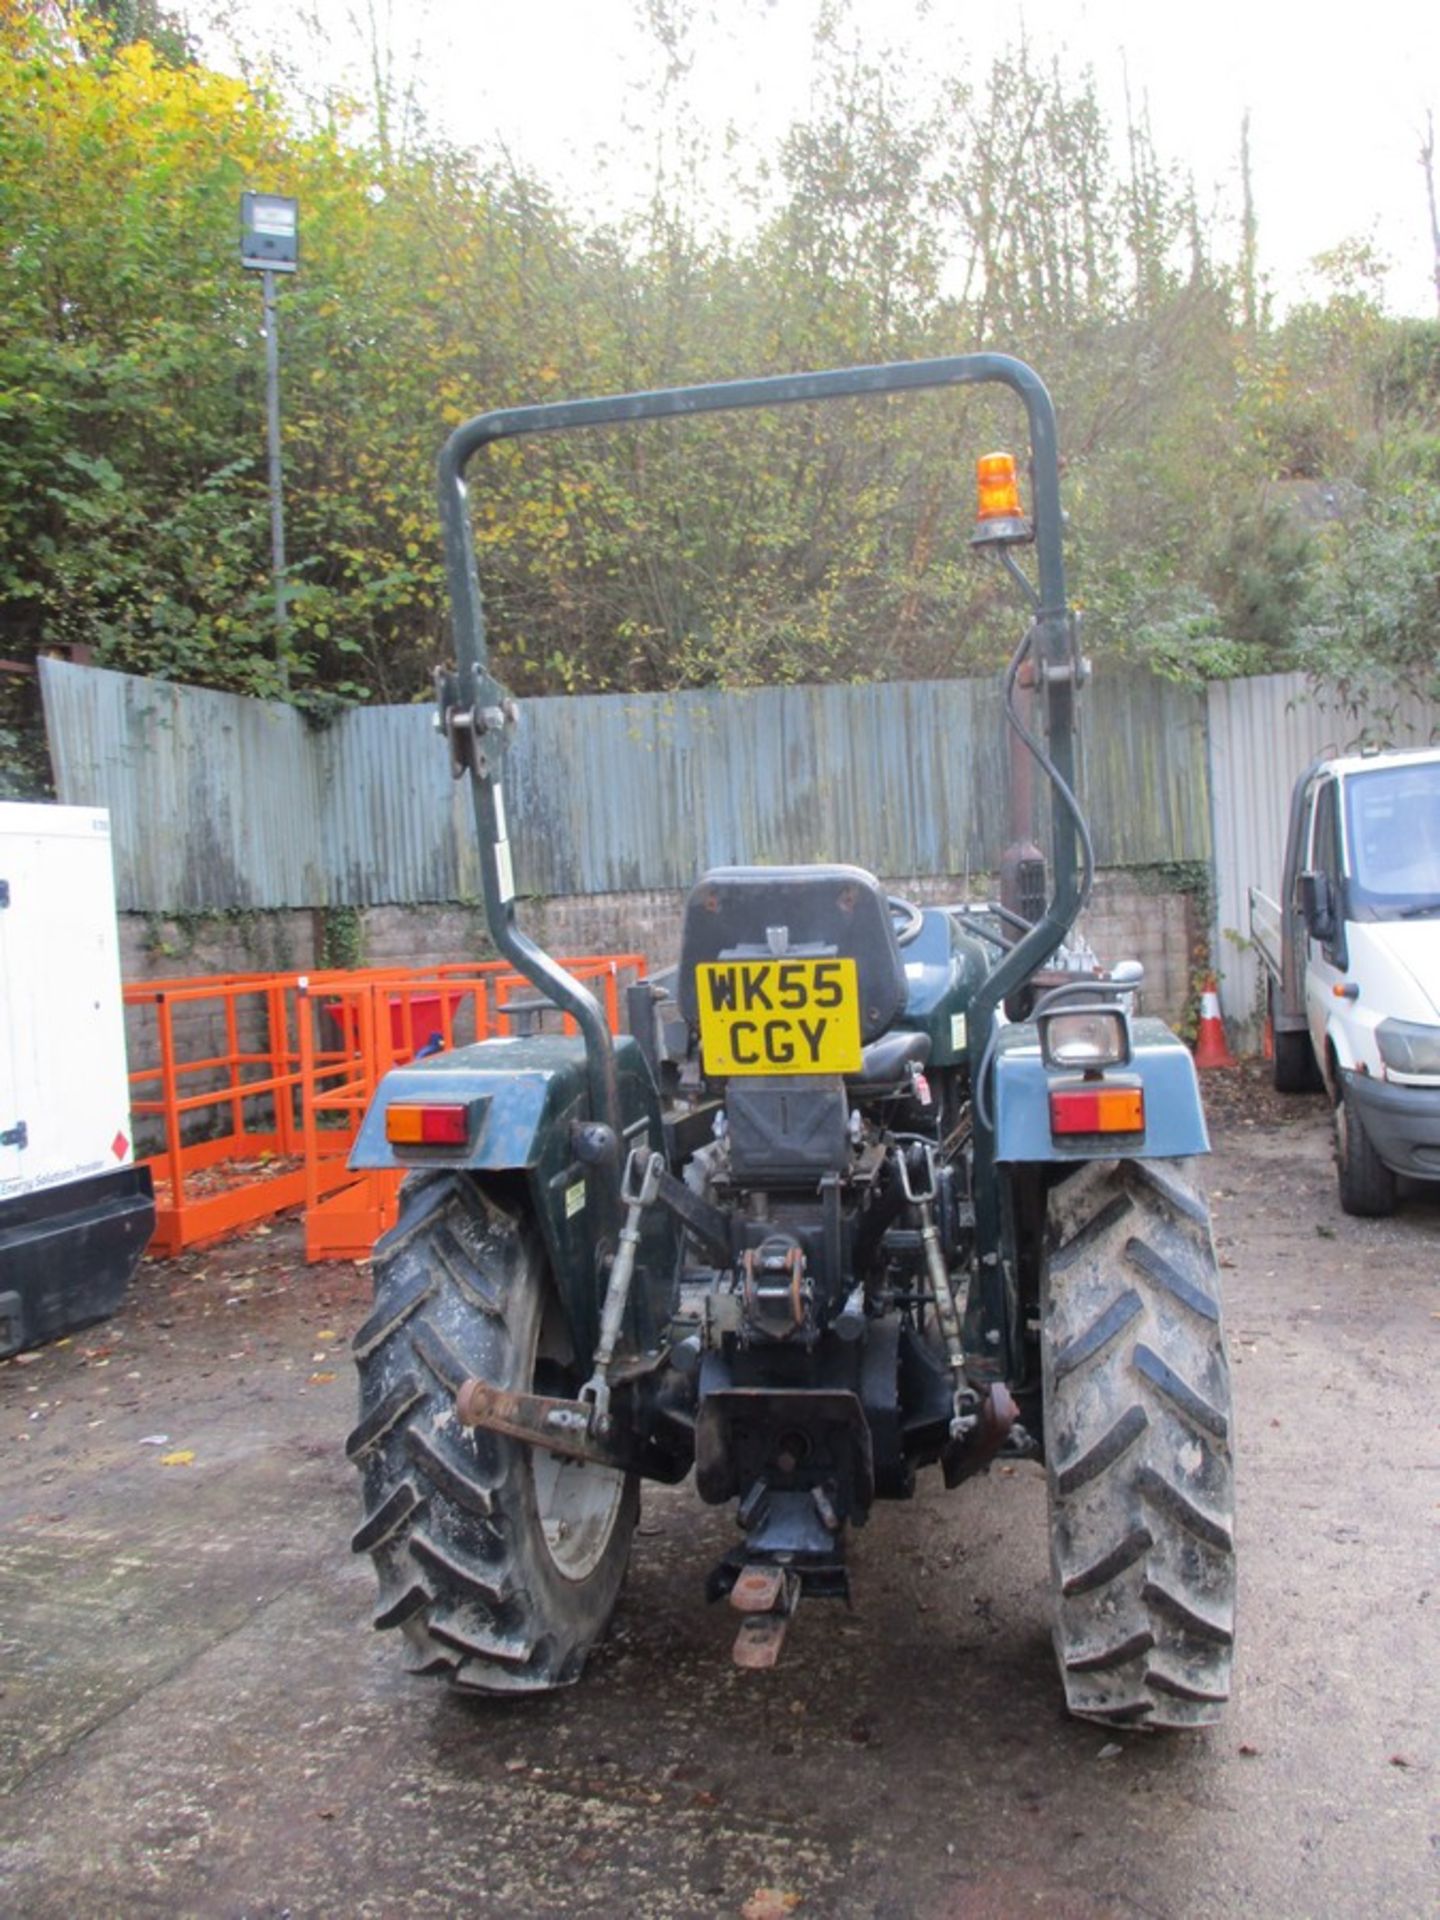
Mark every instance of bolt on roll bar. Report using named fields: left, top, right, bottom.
left=434, top=355, right=1083, bottom=1158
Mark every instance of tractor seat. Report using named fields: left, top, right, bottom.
left=677, top=864, right=909, bottom=1044
left=848, top=1029, right=931, bottom=1089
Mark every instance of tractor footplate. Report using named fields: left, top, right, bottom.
left=729, top=1565, right=799, bottom=1669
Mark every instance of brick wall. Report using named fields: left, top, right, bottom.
left=520, top=871, right=1198, bottom=1029
left=119, top=870, right=1200, bottom=1028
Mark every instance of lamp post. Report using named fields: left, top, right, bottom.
left=240, top=192, right=298, bottom=691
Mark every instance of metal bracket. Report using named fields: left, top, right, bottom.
left=941, top=1381, right=1020, bottom=1488
left=433, top=665, right=518, bottom=780
left=452, top=1375, right=690, bottom=1484
left=1, top=1120, right=27, bottom=1150
left=1034, top=610, right=1090, bottom=688
left=455, top=1379, right=635, bottom=1470
left=652, top=1162, right=733, bottom=1268
left=1037, top=656, right=1093, bottom=688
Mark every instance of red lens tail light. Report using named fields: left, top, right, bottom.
left=1049, top=1085, right=1145, bottom=1137
left=385, top=1102, right=471, bottom=1147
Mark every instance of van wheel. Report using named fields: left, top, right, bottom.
left=1270, top=984, right=1321, bottom=1093
left=1335, top=1083, right=1397, bottom=1217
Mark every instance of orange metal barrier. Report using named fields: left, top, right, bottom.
left=124, top=957, right=647, bottom=1261
left=126, top=971, right=338, bottom=1256
left=298, top=957, right=646, bottom=1260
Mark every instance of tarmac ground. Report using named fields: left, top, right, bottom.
left=1, top=1068, right=1436, bottom=1917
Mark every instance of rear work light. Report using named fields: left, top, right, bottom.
left=1037, top=1005, right=1131, bottom=1072
left=385, top=1102, right=472, bottom=1147
left=1049, top=1085, right=1145, bottom=1137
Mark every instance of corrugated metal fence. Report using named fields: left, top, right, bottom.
left=45, top=658, right=1437, bottom=1038
left=39, top=660, right=1210, bottom=911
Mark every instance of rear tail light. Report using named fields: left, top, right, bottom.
left=1049, top=1085, right=1145, bottom=1137
left=385, top=1102, right=472, bottom=1147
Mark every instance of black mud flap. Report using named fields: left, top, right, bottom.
left=0, top=1164, right=155, bottom=1359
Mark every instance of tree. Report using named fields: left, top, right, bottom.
left=1, top=6, right=1430, bottom=717
left=1423, top=109, right=1440, bottom=321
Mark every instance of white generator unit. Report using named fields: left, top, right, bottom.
left=0, top=802, right=154, bottom=1356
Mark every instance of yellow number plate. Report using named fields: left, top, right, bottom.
left=695, top=958, right=862, bottom=1075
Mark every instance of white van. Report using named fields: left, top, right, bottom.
left=1251, top=746, right=1440, bottom=1215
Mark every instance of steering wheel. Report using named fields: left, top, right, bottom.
left=886, top=894, right=925, bottom=947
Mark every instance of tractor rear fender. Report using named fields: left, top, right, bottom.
left=992, top=1016, right=1210, bottom=1164
left=349, top=1033, right=678, bottom=1365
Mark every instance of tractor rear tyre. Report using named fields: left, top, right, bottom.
left=348, top=1171, right=638, bottom=1692
left=1335, top=1082, right=1397, bottom=1217
left=1042, top=1157, right=1236, bottom=1729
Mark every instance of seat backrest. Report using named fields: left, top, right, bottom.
left=677, top=864, right=908, bottom=1043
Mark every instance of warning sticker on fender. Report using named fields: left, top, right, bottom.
left=695, top=957, right=862, bottom=1075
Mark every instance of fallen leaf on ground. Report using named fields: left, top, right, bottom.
left=741, top=1891, right=801, bottom=1920
left=160, top=1450, right=195, bottom=1467
left=307, top=1371, right=336, bottom=1385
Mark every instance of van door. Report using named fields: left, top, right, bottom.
left=1304, top=775, right=1346, bottom=1073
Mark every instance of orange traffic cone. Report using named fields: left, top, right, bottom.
left=1193, top=975, right=1237, bottom=1070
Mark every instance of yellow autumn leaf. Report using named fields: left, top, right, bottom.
left=160, top=1450, right=195, bottom=1468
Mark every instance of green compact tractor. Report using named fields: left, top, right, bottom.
left=347, top=357, right=1235, bottom=1728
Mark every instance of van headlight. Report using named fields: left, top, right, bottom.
left=1376, top=1019, right=1440, bottom=1075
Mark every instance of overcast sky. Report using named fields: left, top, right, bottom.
left=220, top=0, right=1440, bottom=317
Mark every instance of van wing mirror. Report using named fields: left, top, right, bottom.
left=1298, top=870, right=1336, bottom=945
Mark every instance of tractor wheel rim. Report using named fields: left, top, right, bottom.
left=530, top=1446, right=626, bottom=1582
